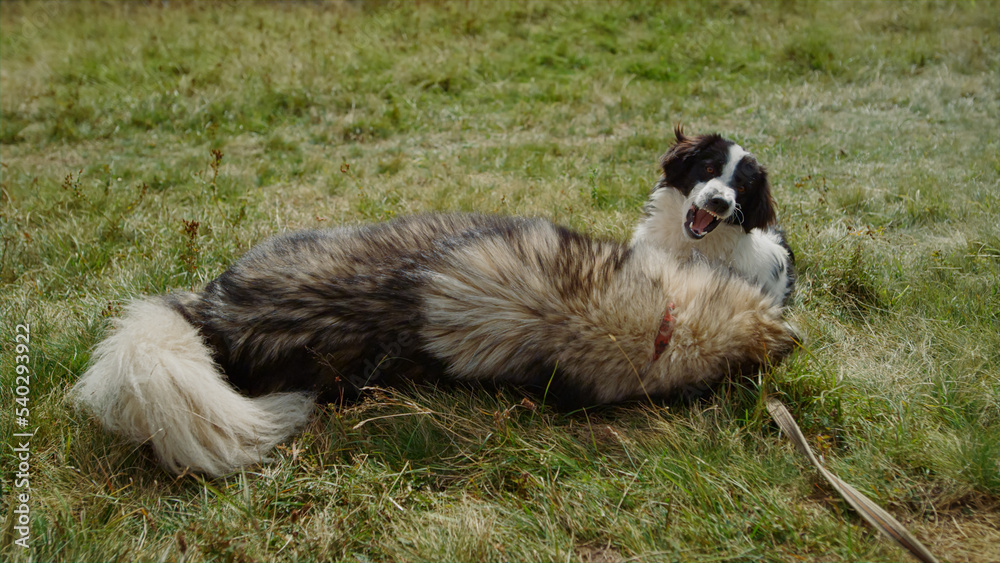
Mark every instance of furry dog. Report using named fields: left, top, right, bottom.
left=72, top=213, right=797, bottom=476
left=632, top=128, right=795, bottom=306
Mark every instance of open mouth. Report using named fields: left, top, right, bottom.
left=683, top=205, right=722, bottom=239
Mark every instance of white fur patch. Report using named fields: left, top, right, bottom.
left=71, top=299, right=314, bottom=476
left=721, top=144, right=748, bottom=184
left=632, top=186, right=744, bottom=262
left=731, top=230, right=792, bottom=306
left=691, top=181, right=737, bottom=217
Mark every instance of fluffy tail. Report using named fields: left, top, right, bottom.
left=71, top=298, right=314, bottom=476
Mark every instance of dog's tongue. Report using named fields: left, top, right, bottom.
left=691, top=208, right=716, bottom=233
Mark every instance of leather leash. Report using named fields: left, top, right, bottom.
left=766, top=397, right=939, bottom=563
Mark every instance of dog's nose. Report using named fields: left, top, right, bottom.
left=704, top=197, right=731, bottom=215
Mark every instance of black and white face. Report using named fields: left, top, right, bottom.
left=659, top=130, right=775, bottom=239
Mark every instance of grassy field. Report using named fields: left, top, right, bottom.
left=1, top=1, right=998, bottom=561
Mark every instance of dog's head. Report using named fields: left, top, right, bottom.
left=659, top=126, right=775, bottom=238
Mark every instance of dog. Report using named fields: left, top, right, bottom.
left=632, top=127, right=795, bottom=306
left=72, top=213, right=797, bottom=476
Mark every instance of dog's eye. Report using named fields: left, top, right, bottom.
left=705, top=165, right=715, bottom=175
left=737, top=185, right=746, bottom=193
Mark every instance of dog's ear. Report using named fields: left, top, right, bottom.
left=738, top=168, right=778, bottom=231
left=661, top=129, right=701, bottom=188
left=673, top=123, right=686, bottom=144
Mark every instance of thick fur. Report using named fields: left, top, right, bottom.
left=632, top=127, right=795, bottom=306
left=72, top=213, right=796, bottom=476
left=71, top=300, right=315, bottom=476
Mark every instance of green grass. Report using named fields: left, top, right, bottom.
left=1, top=1, right=998, bottom=561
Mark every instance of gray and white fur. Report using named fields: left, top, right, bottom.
left=72, top=213, right=797, bottom=476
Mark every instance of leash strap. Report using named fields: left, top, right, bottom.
left=766, top=397, right=939, bottom=563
